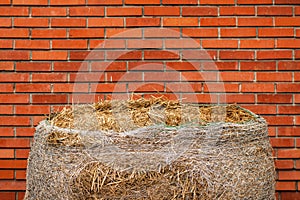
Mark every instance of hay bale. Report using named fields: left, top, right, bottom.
left=24, top=99, right=275, bottom=200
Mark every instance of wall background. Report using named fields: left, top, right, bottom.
left=0, top=0, right=299, bottom=199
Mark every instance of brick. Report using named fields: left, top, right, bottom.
left=91, top=83, right=126, bottom=92
left=238, top=17, right=273, bottom=26
left=281, top=192, right=300, bottom=200
left=276, top=182, right=296, bottom=191
left=32, top=94, right=68, bottom=104
left=277, top=84, right=300, bottom=93
left=276, top=17, right=300, bottom=26
left=279, top=171, right=300, bottom=180
left=70, top=50, right=105, bottom=60
left=0, top=62, right=14, bottom=71
left=0, top=105, right=13, bottom=114
left=220, top=6, right=255, bottom=16
left=90, top=39, right=126, bottom=49
left=240, top=39, right=275, bottom=48
left=182, top=7, right=218, bottom=16
left=51, top=18, right=86, bottom=27
left=144, top=28, right=179, bottom=38
left=15, top=150, right=29, bottom=159
left=275, top=160, right=294, bottom=169
left=200, top=18, right=235, bottom=26
left=16, top=127, right=35, bottom=137
left=53, top=83, right=89, bottom=92
left=166, top=83, right=202, bottom=92
left=241, top=83, right=274, bottom=92
left=52, top=40, right=87, bottom=49
left=207, top=61, right=238, bottom=70
left=128, top=61, right=163, bottom=71
left=70, top=94, right=104, bottom=103
left=278, top=60, right=299, bottom=70
left=54, top=62, right=88, bottom=71
left=16, top=62, right=51, bottom=72
left=33, top=116, right=46, bottom=126
left=0, top=117, right=30, bottom=126
left=13, top=0, right=48, bottom=5
left=257, top=94, right=292, bottom=104
left=0, top=170, right=14, bottom=179
left=220, top=28, right=256, bottom=38
left=105, top=72, right=142, bottom=82
left=32, top=51, right=68, bottom=60
left=182, top=94, right=218, bottom=103
left=50, top=0, right=85, bottom=5
left=0, top=84, right=13, bottom=93
left=0, top=149, right=14, bottom=158
left=0, top=128, right=14, bottom=137
left=270, top=138, right=294, bottom=147
left=16, top=170, right=26, bottom=180
left=69, top=72, right=105, bottom=82
left=204, top=83, right=239, bottom=93
left=69, top=28, right=104, bottom=38
left=275, top=0, right=300, bottom=4
left=15, top=40, right=50, bottom=50
left=144, top=72, right=180, bottom=81
left=220, top=72, right=254, bottom=82
left=16, top=84, right=51, bottom=93
left=202, top=39, right=238, bottom=48
left=14, top=18, right=48, bottom=28
left=87, top=0, right=121, bottom=5
left=278, top=127, right=300, bottom=137
left=125, top=0, right=160, bottom=4
left=0, top=7, right=28, bottom=16
left=182, top=50, right=217, bottom=60
left=0, top=138, right=30, bottom=148
left=240, top=61, right=276, bottom=71
left=0, top=74, right=29, bottom=83
left=165, top=39, right=200, bottom=49
left=127, top=18, right=160, bottom=27
left=31, top=29, right=66, bottom=38
left=0, top=180, right=26, bottom=190
left=257, top=50, right=292, bottom=59
left=15, top=105, right=50, bottom=115
left=183, top=28, right=218, bottom=38
left=163, top=17, right=198, bottom=26
left=277, top=39, right=300, bottom=48
left=166, top=62, right=200, bottom=71
left=145, top=6, right=180, bottom=16
left=32, top=7, right=66, bottom=16
left=183, top=72, right=218, bottom=82
left=259, top=28, right=294, bottom=37
left=242, top=105, right=276, bottom=114
left=0, top=51, right=29, bottom=60
left=296, top=50, right=300, bottom=59
left=264, top=116, right=294, bottom=125
left=127, top=39, right=163, bottom=49
left=144, top=50, right=179, bottom=60
left=257, top=72, right=292, bottom=82
left=32, top=73, right=67, bottom=82
left=105, top=50, right=141, bottom=60
left=219, top=94, right=255, bottom=103
left=0, top=18, right=11, bottom=27
left=219, top=51, right=254, bottom=60
left=278, top=106, right=300, bottom=115
left=162, top=0, right=197, bottom=4
left=89, top=18, right=124, bottom=27
left=295, top=73, right=300, bottom=81
left=0, top=0, right=10, bottom=4
left=238, top=0, right=272, bottom=4
left=107, top=7, right=142, bottom=16
left=0, top=40, right=12, bottom=48
left=257, top=6, right=293, bottom=16
left=129, top=83, right=164, bottom=92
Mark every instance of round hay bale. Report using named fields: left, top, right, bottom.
left=24, top=101, right=275, bottom=200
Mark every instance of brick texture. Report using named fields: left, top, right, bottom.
left=0, top=1, right=299, bottom=199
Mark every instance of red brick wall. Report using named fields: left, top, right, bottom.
left=0, top=0, right=299, bottom=199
